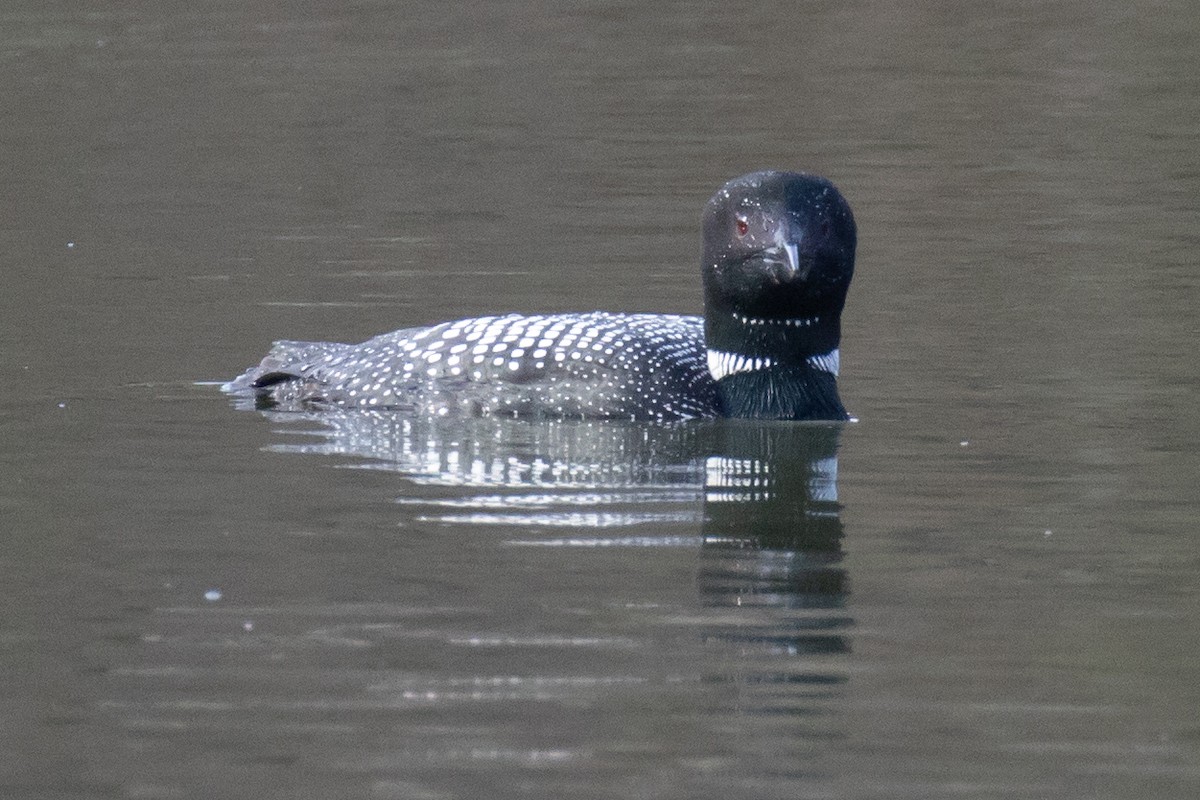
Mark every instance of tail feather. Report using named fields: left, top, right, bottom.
left=222, top=340, right=349, bottom=395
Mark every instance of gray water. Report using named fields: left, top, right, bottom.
left=4, top=2, right=1199, bottom=798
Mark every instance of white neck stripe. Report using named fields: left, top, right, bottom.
left=707, top=348, right=839, bottom=380
left=807, top=348, right=840, bottom=376
left=707, top=349, right=774, bottom=380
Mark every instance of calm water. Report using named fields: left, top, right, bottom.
left=4, top=2, right=1198, bottom=798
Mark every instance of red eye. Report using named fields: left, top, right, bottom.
left=735, top=216, right=749, bottom=237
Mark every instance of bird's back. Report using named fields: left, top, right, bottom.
left=224, top=312, right=721, bottom=421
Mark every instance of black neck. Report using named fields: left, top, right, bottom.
left=704, top=311, right=846, bottom=420
left=705, top=310, right=841, bottom=363
left=712, top=366, right=846, bottom=419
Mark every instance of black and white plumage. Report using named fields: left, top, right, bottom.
left=224, top=171, right=857, bottom=421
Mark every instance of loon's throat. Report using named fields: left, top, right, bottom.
left=729, top=312, right=826, bottom=329
left=705, top=310, right=841, bottom=367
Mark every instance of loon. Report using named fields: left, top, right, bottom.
left=224, top=170, right=857, bottom=421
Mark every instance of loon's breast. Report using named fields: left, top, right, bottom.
left=226, top=312, right=721, bottom=421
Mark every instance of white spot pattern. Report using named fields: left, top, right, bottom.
left=259, top=313, right=720, bottom=421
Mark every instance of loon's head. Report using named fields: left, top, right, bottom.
left=702, top=170, right=856, bottom=325
left=701, top=171, right=857, bottom=419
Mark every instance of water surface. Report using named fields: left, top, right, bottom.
left=3, top=2, right=1198, bottom=798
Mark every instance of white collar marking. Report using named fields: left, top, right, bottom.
left=807, top=349, right=840, bottom=376
left=707, top=349, right=773, bottom=380
left=706, top=347, right=839, bottom=380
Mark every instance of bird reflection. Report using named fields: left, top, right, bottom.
left=700, top=423, right=849, bottom=639
left=694, top=423, right=851, bottom=723
left=253, top=410, right=850, bottom=712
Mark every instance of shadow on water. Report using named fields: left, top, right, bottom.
left=251, top=407, right=852, bottom=723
